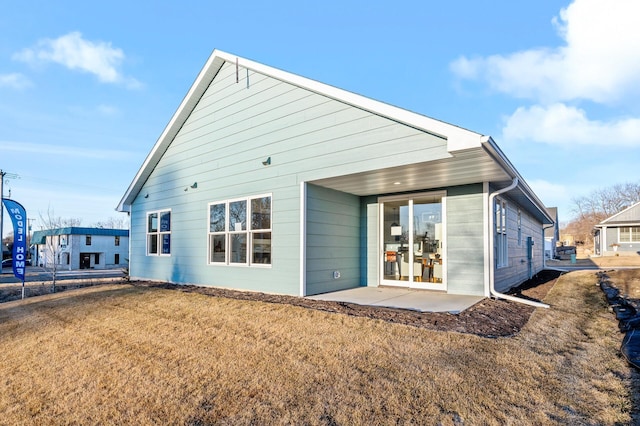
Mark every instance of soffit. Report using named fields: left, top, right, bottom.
left=309, top=148, right=511, bottom=196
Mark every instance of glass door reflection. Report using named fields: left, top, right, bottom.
left=411, top=197, right=443, bottom=285
left=382, top=200, right=408, bottom=281
left=381, top=193, right=445, bottom=288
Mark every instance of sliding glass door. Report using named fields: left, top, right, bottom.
left=380, top=192, right=445, bottom=290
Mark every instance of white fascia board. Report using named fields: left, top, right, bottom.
left=600, top=201, right=640, bottom=224
left=481, top=136, right=554, bottom=225
left=116, top=53, right=226, bottom=212
left=597, top=221, right=640, bottom=228
left=117, top=49, right=485, bottom=211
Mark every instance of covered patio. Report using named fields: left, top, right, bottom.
left=307, top=286, right=484, bottom=313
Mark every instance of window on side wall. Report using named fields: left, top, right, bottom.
left=495, top=198, right=508, bottom=268
left=208, top=194, right=271, bottom=266
left=620, top=226, right=640, bottom=243
left=147, top=209, right=171, bottom=256
left=517, top=209, right=522, bottom=246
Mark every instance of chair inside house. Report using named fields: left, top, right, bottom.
left=418, top=253, right=443, bottom=283
left=398, top=250, right=422, bottom=281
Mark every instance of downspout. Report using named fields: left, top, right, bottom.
left=489, top=177, right=550, bottom=309
left=542, top=223, right=556, bottom=269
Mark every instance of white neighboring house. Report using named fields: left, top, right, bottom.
left=31, top=227, right=129, bottom=270
left=544, top=207, right=559, bottom=259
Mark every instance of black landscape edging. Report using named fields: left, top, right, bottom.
left=599, top=272, right=640, bottom=368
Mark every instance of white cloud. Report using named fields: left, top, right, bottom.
left=97, top=104, right=120, bottom=116
left=0, top=141, right=132, bottom=160
left=450, top=0, right=640, bottom=104
left=0, top=73, right=32, bottom=89
left=13, top=32, right=139, bottom=86
left=503, top=103, right=640, bottom=146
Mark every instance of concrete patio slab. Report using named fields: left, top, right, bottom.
left=307, top=286, right=484, bottom=313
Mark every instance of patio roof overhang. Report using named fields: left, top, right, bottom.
left=309, top=139, right=554, bottom=225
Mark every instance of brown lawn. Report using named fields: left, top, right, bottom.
left=0, top=270, right=637, bottom=424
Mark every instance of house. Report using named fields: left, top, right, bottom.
left=31, top=227, right=129, bottom=270
left=593, top=202, right=640, bottom=256
left=544, top=207, right=559, bottom=259
left=117, top=50, right=553, bottom=301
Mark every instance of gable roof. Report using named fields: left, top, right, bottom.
left=116, top=49, right=552, bottom=224
left=597, top=201, right=640, bottom=226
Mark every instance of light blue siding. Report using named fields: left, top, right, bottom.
left=446, top=184, right=485, bottom=296
left=130, top=61, right=446, bottom=295
left=305, top=184, right=360, bottom=295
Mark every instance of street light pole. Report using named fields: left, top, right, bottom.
left=0, top=170, right=19, bottom=266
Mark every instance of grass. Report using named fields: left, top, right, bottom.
left=0, top=271, right=637, bottom=424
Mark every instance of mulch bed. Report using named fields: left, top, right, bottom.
left=134, top=270, right=562, bottom=338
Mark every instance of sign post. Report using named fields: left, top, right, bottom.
left=2, top=199, right=27, bottom=299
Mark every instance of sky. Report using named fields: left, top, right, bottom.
left=1, top=0, right=639, bottom=237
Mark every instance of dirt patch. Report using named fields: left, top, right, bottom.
left=133, top=270, right=562, bottom=338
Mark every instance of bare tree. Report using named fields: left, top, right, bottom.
left=567, top=182, right=640, bottom=247
left=61, top=217, right=83, bottom=227
left=573, top=182, right=640, bottom=218
left=93, top=215, right=129, bottom=229
left=37, top=208, right=78, bottom=292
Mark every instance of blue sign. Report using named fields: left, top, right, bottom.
left=2, top=199, right=27, bottom=281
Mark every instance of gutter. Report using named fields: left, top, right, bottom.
left=488, top=177, right=550, bottom=309
left=481, top=137, right=553, bottom=225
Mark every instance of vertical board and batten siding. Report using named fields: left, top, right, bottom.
left=305, top=184, right=360, bottom=295
left=445, top=184, right=485, bottom=296
left=493, top=195, right=545, bottom=293
left=130, top=61, right=449, bottom=295
left=608, top=203, right=640, bottom=222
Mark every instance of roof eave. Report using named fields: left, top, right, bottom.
left=117, top=50, right=492, bottom=212
left=599, top=201, right=640, bottom=225
left=481, top=136, right=554, bottom=225
left=116, top=52, right=227, bottom=212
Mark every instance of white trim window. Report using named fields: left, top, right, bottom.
left=619, top=226, right=640, bottom=243
left=208, top=194, right=272, bottom=266
left=147, top=209, right=171, bottom=255
left=495, top=198, right=508, bottom=268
